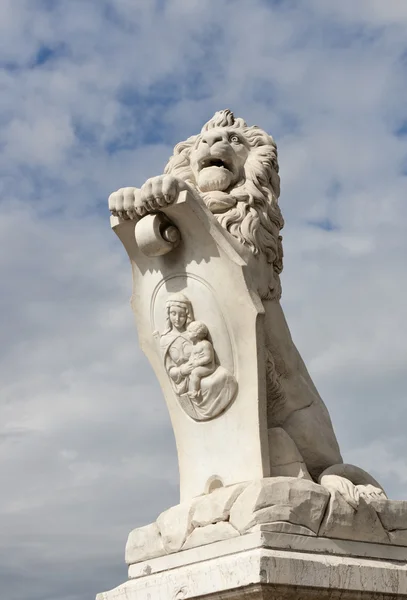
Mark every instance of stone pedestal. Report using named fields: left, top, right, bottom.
left=97, top=530, right=407, bottom=600
left=101, top=109, right=407, bottom=600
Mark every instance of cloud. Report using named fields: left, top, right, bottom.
left=1, top=1, right=407, bottom=599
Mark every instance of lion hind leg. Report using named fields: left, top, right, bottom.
left=268, top=427, right=312, bottom=480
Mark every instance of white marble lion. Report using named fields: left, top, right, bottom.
left=109, top=109, right=386, bottom=505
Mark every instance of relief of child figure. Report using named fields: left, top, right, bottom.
left=183, top=320, right=216, bottom=400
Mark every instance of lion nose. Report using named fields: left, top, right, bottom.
left=202, top=132, right=224, bottom=147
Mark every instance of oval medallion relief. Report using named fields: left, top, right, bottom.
left=151, top=274, right=238, bottom=421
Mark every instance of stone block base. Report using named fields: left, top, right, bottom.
left=97, top=529, right=407, bottom=600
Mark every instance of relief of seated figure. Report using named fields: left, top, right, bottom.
left=159, top=293, right=237, bottom=421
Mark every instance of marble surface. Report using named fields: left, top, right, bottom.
left=124, top=477, right=407, bottom=567
left=98, top=530, right=407, bottom=600
left=108, top=109, right=387, bottom=506
left=100, top=110, right=407, bottom=600
left=109, top=191, right=270, bottom=502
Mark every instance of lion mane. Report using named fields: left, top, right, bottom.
left=164, top=109, right=285, bottom=299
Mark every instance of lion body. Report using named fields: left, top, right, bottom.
left=164, top=109, right=343, bottom=480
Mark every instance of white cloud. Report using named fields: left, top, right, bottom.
left=1, top=2, right=407, bottom=599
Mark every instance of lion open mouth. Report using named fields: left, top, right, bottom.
left=199, top=157, right=232, bottom=172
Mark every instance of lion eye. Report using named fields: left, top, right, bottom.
left=230, top=135, right=240, bottom=143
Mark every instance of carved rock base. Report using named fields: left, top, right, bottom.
left=96, top=530, right=407, bottom=600
left=123, top=477, right=407, bottom=566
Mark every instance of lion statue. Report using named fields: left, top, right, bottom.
left=109, top=109, right=385, bottom=505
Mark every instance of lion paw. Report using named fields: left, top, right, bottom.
left=109, top=176, right=193, bottom=220
left=356, top=484, right=387, bottom=502
left=140, top=175, right=185, bottom=212
left=320, top=474, right=360, bottom=509
left=108, top=187, right=143, bottom=219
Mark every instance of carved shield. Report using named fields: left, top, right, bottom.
left=112, top=191, right=270, bottom=501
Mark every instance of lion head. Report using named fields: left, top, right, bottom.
left=164, top=109, right=284, bottom=299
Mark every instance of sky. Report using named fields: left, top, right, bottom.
left=1, top=0, right=407, bottom=599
